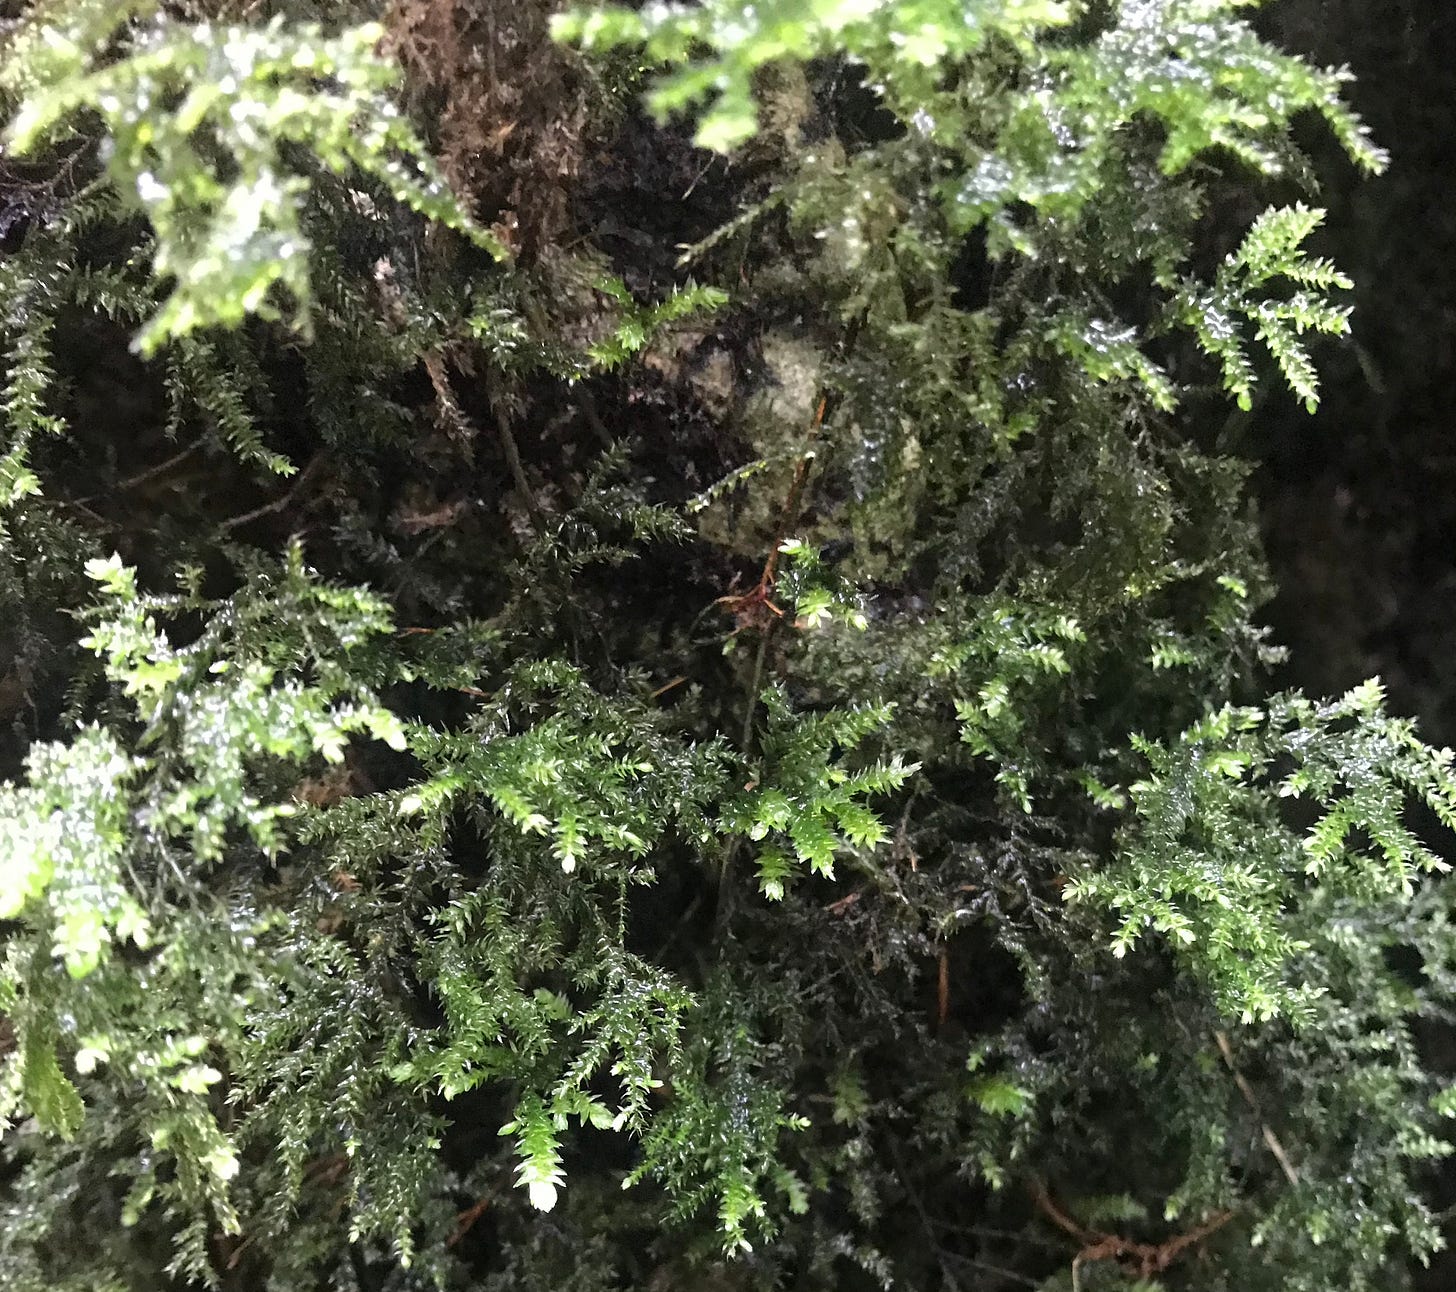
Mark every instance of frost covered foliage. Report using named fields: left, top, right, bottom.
left=0, top=2, right=1453, bottom=1291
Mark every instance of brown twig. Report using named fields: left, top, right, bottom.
left=574, top=386, right=614, bottom=449
left=218, top=452, right=327, bottom=533
left=738, top=628, right=771, bottom=752
left=886, top=1139, right=965, bottom=1291
left=424, top=352, right=474, bottom=446
left=1031, top=1180, right=1234, bottom=1289
left=486, top=375, right=543, bottom=533
left=73, top=439, right=206, bottom=506
left=713, top=393, right=830, bottom=633
left=432, top=355, right=542, bottom=534
left=49, top=495, right=118, bottom=530
left=936, top=948, right=951, bottom=1028
left=654, top=891, right=705, bottom=961
left=448, top=1194, right=494, bottom=1247
left=225, top=1234, right=255, bottom=1270
left=892, top=800, right=919, bottom=872
left=761, top=394, right=827, bottom=587
left=715, top=632, right=772, bottom=933
left=1214, top=1029, right=1300, bottom=1187
left=303, top=1153, right=350, bottom=1185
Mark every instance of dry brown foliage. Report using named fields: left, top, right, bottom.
left=384, top=0, right=593, bottom=258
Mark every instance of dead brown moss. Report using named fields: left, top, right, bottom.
left=384, top=0, right=595, bottom=259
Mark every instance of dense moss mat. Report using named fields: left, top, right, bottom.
left=2, top=3, right=1456, bottom=1290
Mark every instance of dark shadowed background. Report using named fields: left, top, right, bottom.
left=1259, top=3, right=1456, bottom=1282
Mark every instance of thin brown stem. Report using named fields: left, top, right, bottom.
left=1214, top=1029, right=1300, bottom=1186
left=218, top=452, right=326, bottom=533
left=1031, top=1180, right=1234, bottom=1282
left=937, top=949, right=951, bottom=1028
left=75, top=439, right=205, bottom=505
left=482, top=367, right=543, bottom=533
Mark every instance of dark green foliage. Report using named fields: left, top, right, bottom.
left=1, top=2, right=1454, bottom=1291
